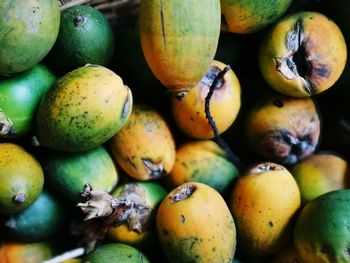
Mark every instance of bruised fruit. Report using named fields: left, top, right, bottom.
left=0, top=143, right=44, bottom=214
left=0, top=0, right=60, bottom=75
left=40, top=145, right=118, bottom=202
left=139, top=0, right=221, bottom=93
left=221, top=0, right=292, bottom=34
left=171, top=60, right=241, bottom=139
left=35, top=64, right=132, bottom=152
left=259, top=11, right=347, bottom=97
left=245, top=93, right=320, bottom=165
left=0, top=242, right=53, bottom=263
left=294, top=189, right=350, bottom=263
left=48, top=5, right=115, bottom=73
left=107, top=182, right=167, bottom=249
left=0, top=64, right=56, bottom=138
left=166, top=140, right=239, bottom=194
left=157, top=182, right=236, bottom=263
left=4, top=188, right=67, bottom=242
left=291, top=153, right=349, bottom=205
left=109, top=104, right=176, bottom=181
left=230, top=162, right=300, bottom=259
left=86, top=243, right=150, bottom=263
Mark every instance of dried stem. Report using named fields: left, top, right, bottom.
left=204, top=65, right=243, bottom=171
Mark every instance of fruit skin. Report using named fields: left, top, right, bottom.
left=171, top=60, right=241, bottom=139
left=48, top=5, right=115, bottom=74
left=157, top=182, right=236, bottom=263
left=230, top=162, right=300, bottom=259
left=221, top=0, right=292, bottom=34
left=0, top=143, right=44, bottom=214
left=166, top=140, right=239, bottom=194
left=245, top=93, right=320, bottom=165
left=0, top=0, right=60, bottom=75
left=259, top=11, right=347, bottom=97
left=40, top=145, right=118, bottom=203
left=0, top=242, right=53, bottom=263
left=139, top=0, right=221, bottom=93
left=4, top=188, right=67, bottom=242
left=35, top=64, right=132, bottom=152
left=290, top=152, right=349, bottom=205
left=294, top=189, right=350, bottom=263
left=86, top=243, right=150, bottom=263
left=0, top=64, right=56, bottom=138
left=109, top=104, right=176, bottom=181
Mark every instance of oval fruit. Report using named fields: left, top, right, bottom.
left=157, top=182, right=236, bottom=263
left=35, top=64, right=132, bottom=152
left=166, top=140, right=239, bottom=194
left=294, top=189, right=350, bottom=263
left=171, top=60, right=241, bottom=139
left=48, top=5, right=115, bottom=73
left=0, top=143, right=44, bottom=214
left=230, top=162, right=300, bottom=259
left=0, top=242, right=53, bottom=263
left=0, top=0, right=60, bottom=75
left=40, top=145, right=118, bottom=203
left=259, top=11, right=347, bottom=97
left=221, top=0, right=292, bottom=34
left=109, top=104, right=176, bottom=181
left=86, top=243, right=150, bottom=263
left=0, top=64, right=56, bottom=138
left=139, top=0, right=221, bottom=93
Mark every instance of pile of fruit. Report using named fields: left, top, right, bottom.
left=0, top=0, right=349, bottom=262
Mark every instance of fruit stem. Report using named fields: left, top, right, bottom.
left=204, top=65, right=243, bottom=171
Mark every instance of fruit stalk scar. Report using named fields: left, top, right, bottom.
left=12, top=192, right=26, bottom=203
left=141, top=157, right=165, bottom=178
left=169, top=183, right=197, bottom=203
left=0, top=108, right=15, bottom=136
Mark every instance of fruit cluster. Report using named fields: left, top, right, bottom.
left=0, top=0, right=349, bottom=262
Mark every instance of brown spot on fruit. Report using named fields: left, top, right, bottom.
left=170, top=184, right=196, bottom=203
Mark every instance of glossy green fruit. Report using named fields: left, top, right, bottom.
left=40, top=145, right=118, bottom=202
left=0, top=0, right=60, bottom=75
left=0, top=64, right=56, bottom=138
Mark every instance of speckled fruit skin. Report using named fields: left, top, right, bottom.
left=157, top=182, right=236, bottom=263
left=109, top=104, right=175, bottom=181
left=259, top=11, right=347, bottom=97
left=230, top=162, right=301, bottom=259
left=171, top=60, right=241, bottom=139
left=139, top=0, right=221, bottom=93
left=221, top=0, right=292, bottom=34
left=0, top=143, right=44, bottom=214
left=35, top=64, right=132, bottom=152
left=0, top=0, right=60, bottom=75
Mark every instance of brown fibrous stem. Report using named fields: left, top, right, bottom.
left=204, top=65, right=243, bottom=171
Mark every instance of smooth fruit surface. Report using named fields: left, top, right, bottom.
left=230, top=162, right=300, bottom=258
left=35, top=64, right=132, bottom=152
left=0, top=143, right=44, bottom=214
left=294, top=189, right=350, bottom=263
left=221, top=0, right=292, bottom=33
left=259, top=11, right=347, bottom=97
left=157, top=182, right=236, bottom=263
left=0, top=64, right=56, bottom=138
left=139, top=0, right=221, bottom=93
left=171, top=60, right=241, bottom=139
left=48, top=5, right=115, bottom=73
left=0, top=0, right=60, bottom=75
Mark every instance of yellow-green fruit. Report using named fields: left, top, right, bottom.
left=139, top=0, right=221, bottom=93
left=291, top=153, right=349, bottom=205
left=221, top=0, right=292, bottom=34
left=0, top=0, right=60, bottom=75
left=157, top=182, right=236, bottom=263
left=259, top=11, right=347, bottom=97
left=0, top=143, right=44, bottom=214
left=166, top=140, right=239, bottom=194
left=230, top=162, right=300, bottom=259
left=35, top=64, right=132, bottom=152
left=171, top=60, right=241, bottom=139
left=109, top=104, right=175, bottom=181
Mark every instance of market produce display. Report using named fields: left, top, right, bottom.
left=0, top=0, right=349, bottom=262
